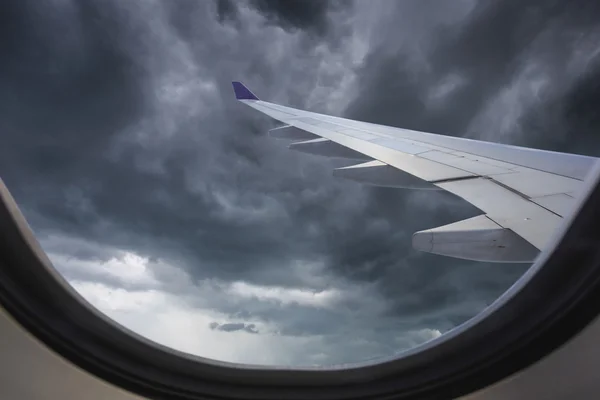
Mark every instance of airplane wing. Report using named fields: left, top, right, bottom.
left=231, top=81, right=598, bottom=263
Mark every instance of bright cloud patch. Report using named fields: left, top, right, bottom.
left=227, top=281, right=344, bottom=309
left=41, top=234, right=445, bottom=366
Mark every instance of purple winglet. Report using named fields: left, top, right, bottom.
left=232, top=81, right=259, bottom=100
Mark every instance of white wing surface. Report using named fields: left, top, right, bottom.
left=232, top=82, right=598, bottom=263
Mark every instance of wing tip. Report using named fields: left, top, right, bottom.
left=232, top=81, right=259, bottom=100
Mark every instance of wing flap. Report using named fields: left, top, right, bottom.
left=437, top=178, right=563, bottom=249
left=412, top=215, right=539, bottom=263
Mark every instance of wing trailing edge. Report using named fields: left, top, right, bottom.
left=288, top=138, right=372, bottom=160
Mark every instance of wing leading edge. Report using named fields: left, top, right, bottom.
left=231, top=82, right=598, bottom=263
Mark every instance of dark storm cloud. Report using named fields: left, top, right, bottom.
left=215, top=0, right=238, bottom=23
left=3, top=0, right=600, bottom=365
left=0, top=2, right=147, bottom=143
left=248, top=0, right=344, bottom=36
left=210, top=322, right=259, bottom=334
left=558, top=67, right=600, bottom=154
left=346, top=0, right=600, bottom=147
left=213, top=0, right=346, bottom=35
left=1, top=0, right=362, bottom=292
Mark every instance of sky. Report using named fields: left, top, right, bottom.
left=2, top=0, right=600, bottom=366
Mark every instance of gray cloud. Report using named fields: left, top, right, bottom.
left=2, top=0, right=600, bottom=365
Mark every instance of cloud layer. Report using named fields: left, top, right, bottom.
left=2, top=0, right=600, bottom=365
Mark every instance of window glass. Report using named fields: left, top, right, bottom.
left=3, top=0, right=600, bottom=366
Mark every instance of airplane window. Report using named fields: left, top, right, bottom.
left=2, top=0, right=600, bottom=370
